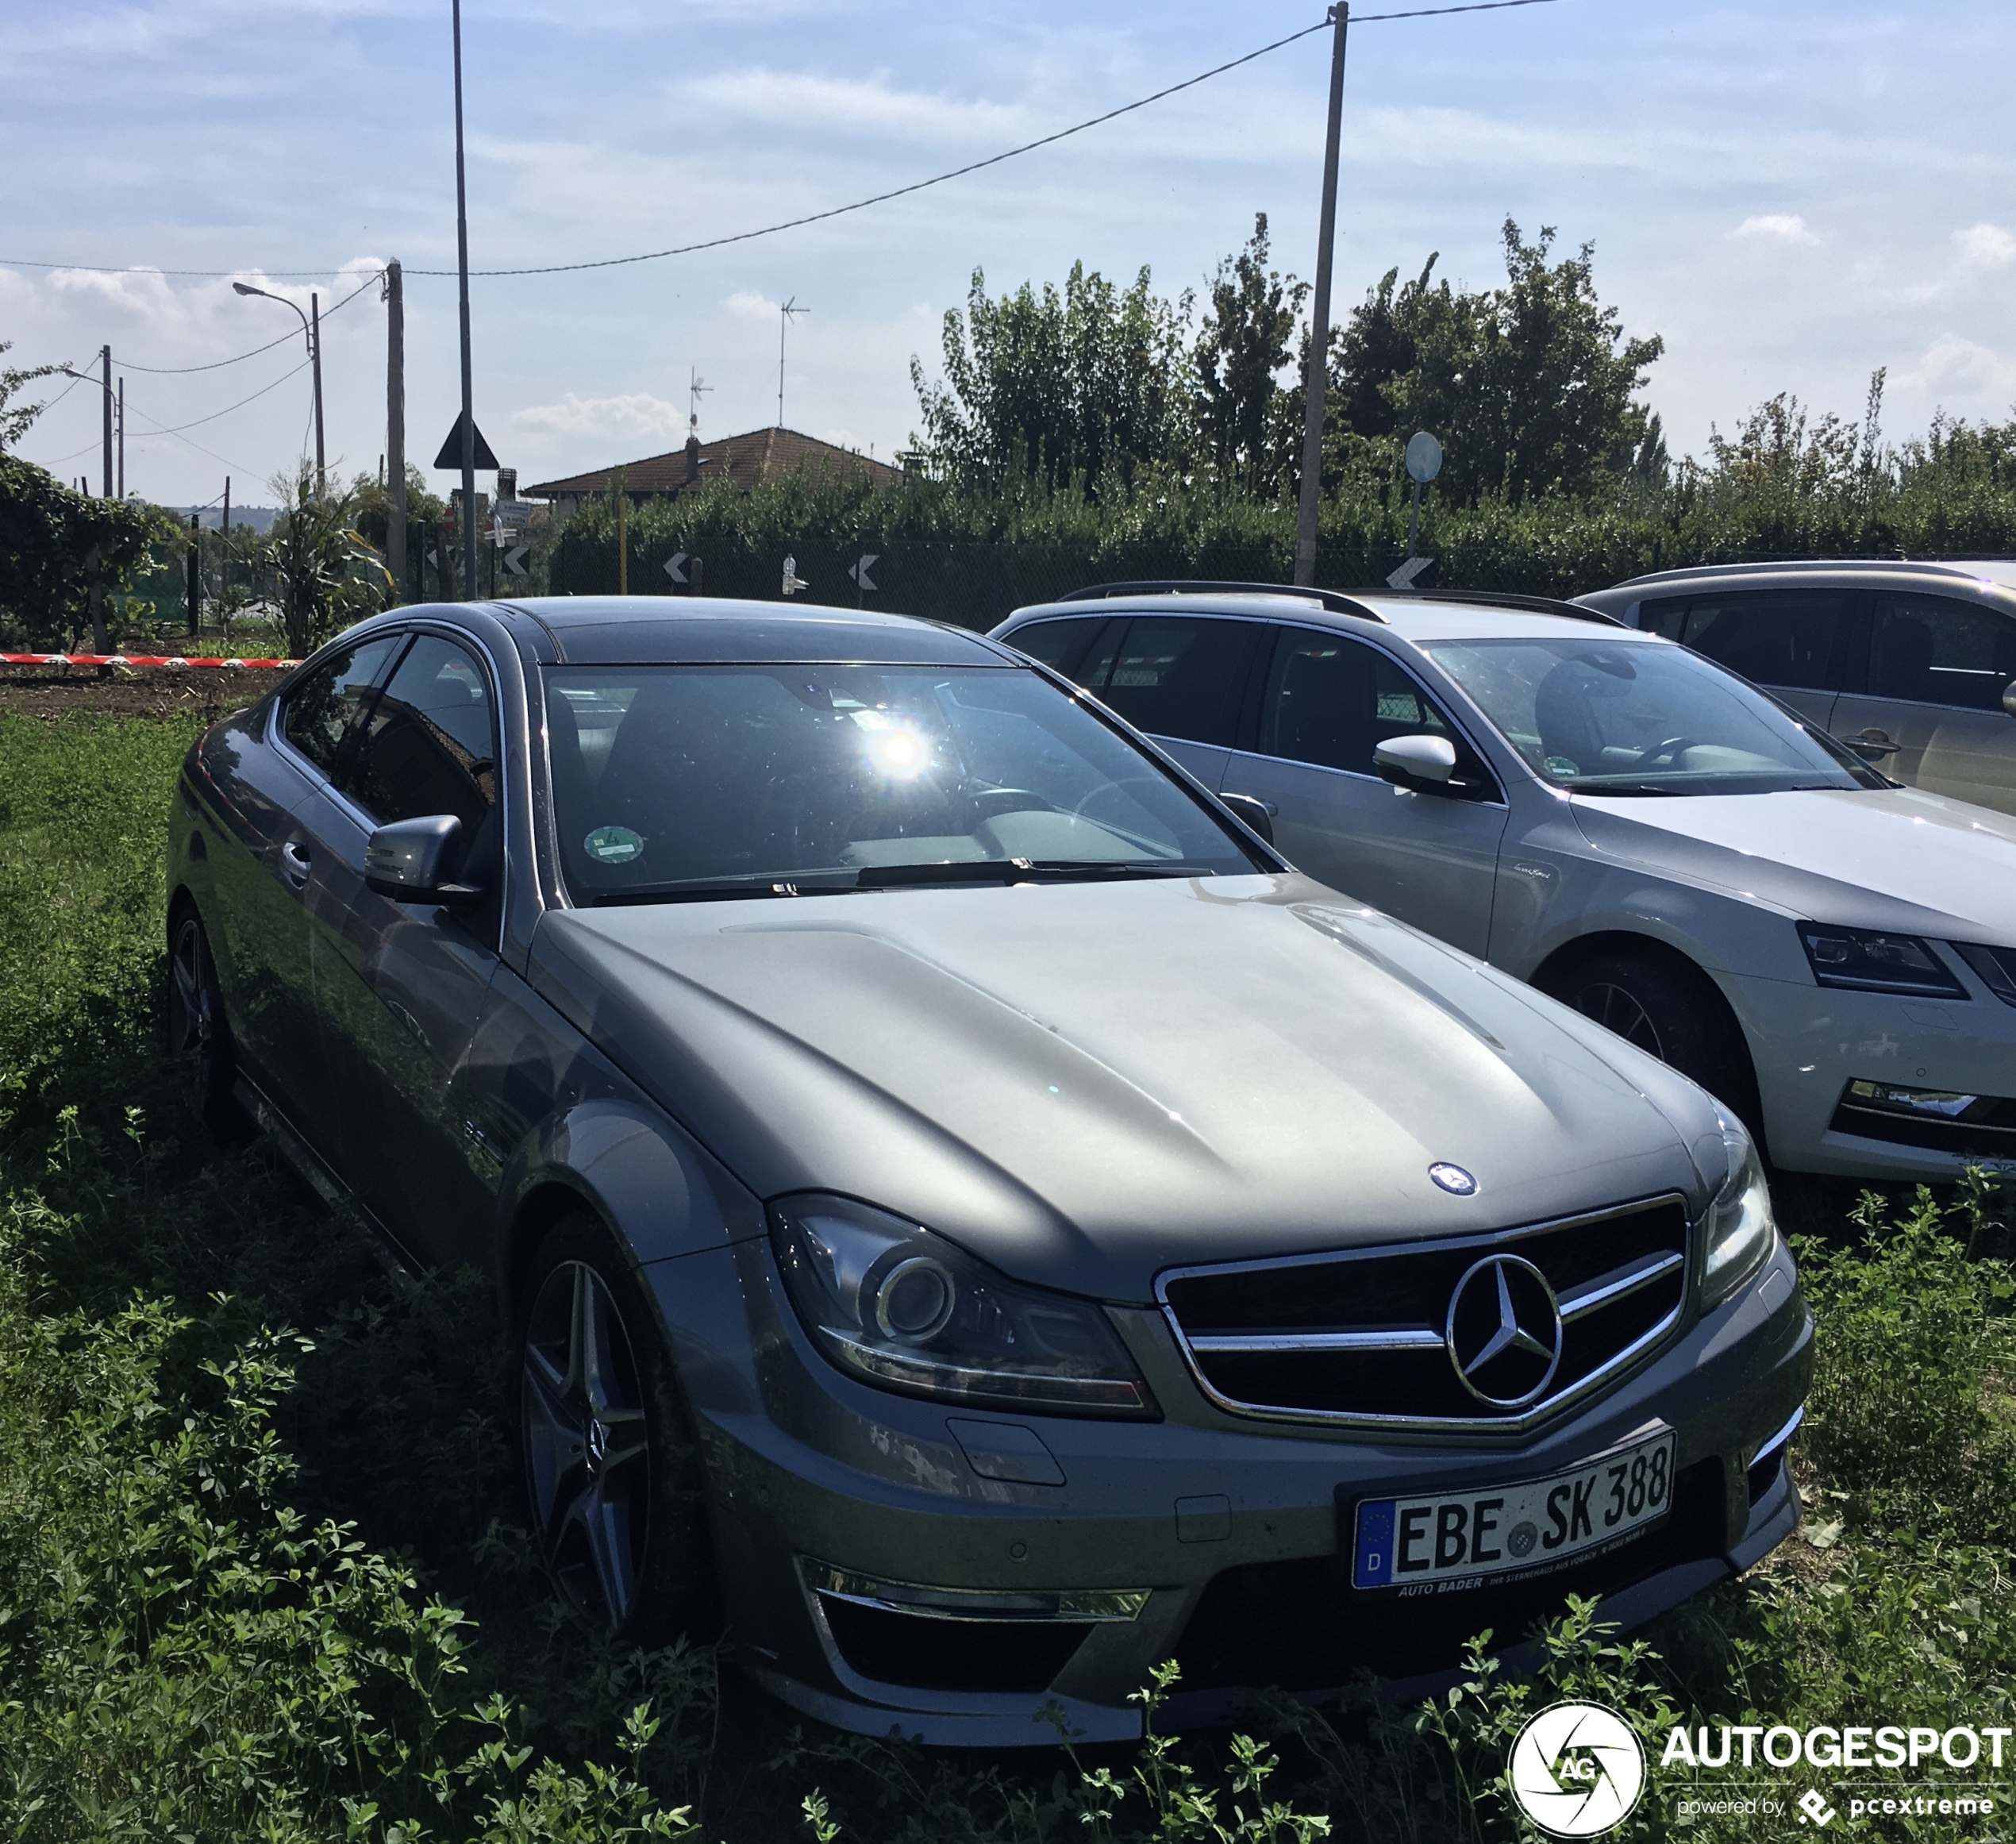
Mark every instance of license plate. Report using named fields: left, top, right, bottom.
left=1349, top=1427, right=1677, bottom=1592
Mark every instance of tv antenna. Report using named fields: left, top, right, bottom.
left=778, top=296, right=806, bottom=429
left=687, top=366, right=711, bottom=437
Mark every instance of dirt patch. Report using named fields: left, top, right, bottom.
left=0, top=665, right=279, bottom=722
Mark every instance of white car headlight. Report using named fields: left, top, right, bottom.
left=1702, top=1119, right=1776, bottom=1307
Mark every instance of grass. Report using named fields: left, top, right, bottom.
left=1, top=709, right=2013, bottom=1840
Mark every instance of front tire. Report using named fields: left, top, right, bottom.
left=166, top=907, right=243, bottom=1141
left=1541, top=946, right=1764, bottom=1143
left=515, top=1214, right=718, bottom=1642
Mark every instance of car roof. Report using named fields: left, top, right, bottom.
left=1591, top=557, right=2016, bottom=598
left=998, top=589, right=1636, bottom=648
left=487, top=596, right=1013, bottom=666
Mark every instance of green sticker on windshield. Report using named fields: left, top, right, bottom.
left=583, top=826, right=644, bottom=865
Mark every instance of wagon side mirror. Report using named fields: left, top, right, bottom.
left=365, top=814, right=482, bottom=902
left=1374, top=733, right=1460, bottom=792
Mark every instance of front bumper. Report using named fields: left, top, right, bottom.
left=1725, top=971, right=2016, bottom=1180
left=645, top=1232, right=1813, bottom=1746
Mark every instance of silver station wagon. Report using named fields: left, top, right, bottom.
left=165, top=596, right=1810, bottom=1744
left=1579, top=558, right=2016, bottom=817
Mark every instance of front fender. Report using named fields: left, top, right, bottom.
left=495, top=1097, right=767, bottom=1290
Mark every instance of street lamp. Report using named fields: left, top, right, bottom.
left=234, top=281, right=325, bottom=499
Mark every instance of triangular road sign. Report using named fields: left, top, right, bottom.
left=433, top=410, right=499, bottom=471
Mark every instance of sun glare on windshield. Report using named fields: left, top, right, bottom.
left=544, top=663, right=1258, bottom=900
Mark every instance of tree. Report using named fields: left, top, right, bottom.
left=0, top=454, right=177, bottom=649
left=910, top=263, right=1192, bottom=493
left=1380, top=221, right=1664, bottom=504
left=251, top=468, right=393, bottom=658
left=1191, top=215, right=1307, bottom=491
left=1329, top=254, right=1445, bottom=443
left=0, top=342, right=63, bottom=452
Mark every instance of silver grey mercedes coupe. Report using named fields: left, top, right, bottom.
left=164, top=594, right=1810, bottom=1744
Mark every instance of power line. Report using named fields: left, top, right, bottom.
left=134, top=356, right=312, bottom=435
left=112, top=270, right=380, bottom=374
left=0, top=0, right=1559, bottom=283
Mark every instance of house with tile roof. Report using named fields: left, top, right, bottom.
left=524, top=425, right=901, bottom=520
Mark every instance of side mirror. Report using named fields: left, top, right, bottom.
left=365, top=814, right=482, bottom=902
left=2003, top=682, right=2016, bottom=719
left=1218, top=791, right=1275, bottom=846
left=1374, top=733, right=1459, bottom=792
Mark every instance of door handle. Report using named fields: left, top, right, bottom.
left=279, top=839, right=312, bottom=886
left=1846, top=730, right=1901, bottom=759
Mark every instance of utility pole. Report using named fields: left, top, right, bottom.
left=385, top=260, right=406, bottom=602
left=116, top=375, right=125, bottom=498
left=187, top=512, right=201, bottom=635
left=1293, top=4, right=1349, bottom=588
left=778, top=297, right=806, bottom=429
left=452, top=0, right=478, bottom=595
left=100, top=345, right=113, bottom=499
left=310, top=291, right=326, bottom=499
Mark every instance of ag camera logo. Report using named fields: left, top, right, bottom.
left=1509, top=1701, right=1647, bottom=1837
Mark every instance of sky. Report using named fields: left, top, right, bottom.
left=4, top=0, right=2014, bottom=510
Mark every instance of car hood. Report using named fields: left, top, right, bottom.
left=1568, top=786, right=2016, bottom=939
left=529, top=876, right=1721, bottom=1301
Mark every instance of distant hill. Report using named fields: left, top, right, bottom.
left=166, top=504, right=282, bottom=534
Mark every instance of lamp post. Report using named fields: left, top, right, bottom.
left=233, top=281, right=325, bottom=498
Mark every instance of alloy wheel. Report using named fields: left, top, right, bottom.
left=1571, top=979, right=1665, bottom=1060
left=521, top=1259, right=653, bottom=1628
left=167, top=914, right=221, bottom=1109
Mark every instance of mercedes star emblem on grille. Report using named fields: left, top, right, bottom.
left=1429, top=1162, right=1479, bottom=1195
left=1445, top=1253, right=1564, bottom=1408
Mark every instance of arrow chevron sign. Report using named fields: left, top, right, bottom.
left=502, top=545, right=530, bottom=577
left=664, top=551, right=688, bottom=584
left=848, top=552, right=879, bottom=591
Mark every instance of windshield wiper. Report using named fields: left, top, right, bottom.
left=1568, top=782, right=1685, bottom=798
left=853, top=857, right=1212, bottom=887
left=589, top=859, right=1214, bottom=905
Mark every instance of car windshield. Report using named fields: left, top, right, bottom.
left=1422, top=637, right=1882, bottom=795
left=544, top=663, right=1260, bottom=902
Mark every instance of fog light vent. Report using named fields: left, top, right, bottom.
left=799, top=1561, right=1146, bottom=1696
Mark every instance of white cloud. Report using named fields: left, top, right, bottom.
left=1954, top=221, right=2016, bottom=268
left=687, top=67, right=1022, bottom=144
left=511, top=392, right=684, bottom=442
left=1893, top=334, right=2016, bottom=398
left=1732, top=214, right=1820, bottom=245
left=725, top=289, right=779, bottom=320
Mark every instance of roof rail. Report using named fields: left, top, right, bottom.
left=1614, top=557, right=1968, bottom=589
left=1057, top=579, right=1385, bottom=622
left=1373, top=587, right=1625, bottom=627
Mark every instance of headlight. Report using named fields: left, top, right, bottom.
left=1797, top=923, right=1965, bottom=998
left=770, top=1195, right=1157, bottom=1417
left=1702, top=1120, right=1776, bottom=1308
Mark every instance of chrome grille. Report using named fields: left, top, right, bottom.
left=1157, top=1194, right=1691, bottom=1432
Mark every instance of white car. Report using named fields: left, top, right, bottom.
left=992, top=583, right=2016, bottom=1182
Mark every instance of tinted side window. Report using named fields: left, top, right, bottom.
left=1260, top=629, right=1469, bottom=777
left=1668, top=589, right=1848, bottom=691
left=1089, top=618, right=1261, bottom=746
left=1868, top=592, right=2016, bottom=710
left=280, top=635, right=403, bottom=776
left=346, top=634, right=498, bottom=832
left=1002, top=617, right=1106, bottom=675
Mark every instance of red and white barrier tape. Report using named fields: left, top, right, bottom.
left=1, top=653, right=298, bottom=669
